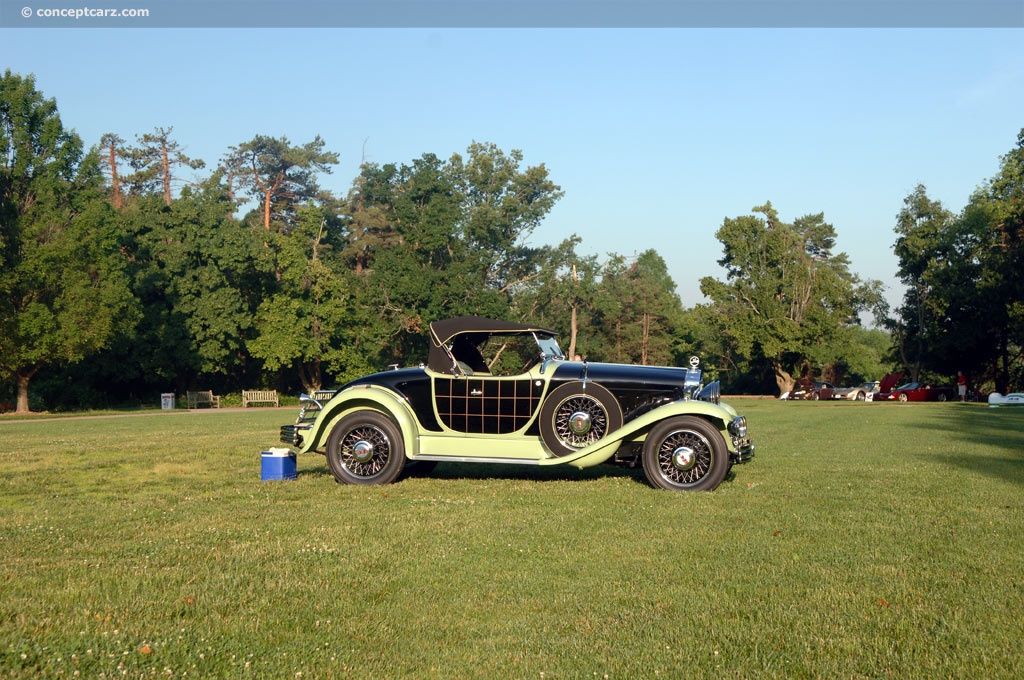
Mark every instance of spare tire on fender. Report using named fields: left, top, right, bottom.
left=539, top=381, right=623, bottom=457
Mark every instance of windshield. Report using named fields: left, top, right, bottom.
left=536, top=334, right=564, bottom=360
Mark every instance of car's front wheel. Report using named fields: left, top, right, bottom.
left=855, top=391, right=866, bottom=401
left=641, top=416, right=730, bottom=491
left=325, top=411, right=405, bottom=485
left=898, top=393, right=909, bottom=402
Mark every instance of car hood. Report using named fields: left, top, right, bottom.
left=878, top=372, right=905, bottom=393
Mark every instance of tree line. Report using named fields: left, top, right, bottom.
left=1, top=70, right=1020, bottom=412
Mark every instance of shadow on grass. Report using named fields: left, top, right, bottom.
left=298, top=454, right=748, bottom=488
left=910, top=405, right=1024, bottom=486
left=418, top=461, right=649, bottom=486
left=300, top=456, right=659, bottom=486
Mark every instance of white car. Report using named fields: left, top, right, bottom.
left=832, top=381, right=879, bottom=401
left=988, top=392, right=1024, bottom=407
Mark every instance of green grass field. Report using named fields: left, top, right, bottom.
left=1, top=401, right=1022, bottom=678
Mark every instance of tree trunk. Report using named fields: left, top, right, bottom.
left=641, top=311, right=650, bottom=365
left=298, top=361, right=322, bottom=394
left=772, top=362, right=795, bottom=397
left=162, top=141, right=172, bottom=206
left=107, top=141, right=123, bottom=209
left=264, top=190, right=272, bottom=230
left=568, top=305, right=578, bottom=360
left=998, top=333, right=1010, bottom=394
left=15, top=367, right=38, bottom=414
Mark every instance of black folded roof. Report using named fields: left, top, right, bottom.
left=427, top=316, right=557, bottom=374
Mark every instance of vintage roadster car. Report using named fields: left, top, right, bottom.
left=280, top=316, right=753, bottom=491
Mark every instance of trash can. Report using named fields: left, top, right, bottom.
left=261, top=448, right=297, bottom=481
left=161, top=393, right=175, bottom=410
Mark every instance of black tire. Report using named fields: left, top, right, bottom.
left=937, top=393, right=947, bottom=402
left=898, top=393, right=908, bottom=402
left=325, top=411, right=406, bottom=486
left=539, top=382, right=623, bottom=457
left=641, top=416, right=730, bottom=491
left=855, top=391, right=866, bottom=401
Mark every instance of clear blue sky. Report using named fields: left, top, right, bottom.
left=3, top=27, right=1023, bottom=309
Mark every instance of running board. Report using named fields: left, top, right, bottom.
left=411, top=455, right=540, bottom=466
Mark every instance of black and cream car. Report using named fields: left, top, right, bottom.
left=281, top=316, right=753, bottom=491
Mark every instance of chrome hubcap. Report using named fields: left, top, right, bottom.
left=352, top=439, right=374, bottom=463
left=568, top=411, right=592, bottom=436
left=554, top=395, right=609, bottom=449
left=672, top=446, right=696, bottom=471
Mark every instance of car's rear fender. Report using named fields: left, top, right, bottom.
left=542, top=399, right=738, bottom=469
left=299, top=384, right=420, bottom=457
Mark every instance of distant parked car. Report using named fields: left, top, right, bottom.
left=788, top=381, right=835, bottom=401
left=876, top=382, right=956, bottom=402
left=867, top=373, right=905, bottom=402
left=832, top=381, right=878, bottom=401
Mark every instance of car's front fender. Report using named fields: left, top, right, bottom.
left=298, top=384, right=421, bottom=457
left=541, top=399, right=739, bottom=469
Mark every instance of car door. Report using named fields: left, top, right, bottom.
left=433, top=375, right=544, bottom=434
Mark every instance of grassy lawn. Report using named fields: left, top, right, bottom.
left=1, top=402, right=1021, bottom=678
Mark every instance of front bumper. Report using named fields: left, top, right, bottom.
left=731, top=439, right=755, bottom=464
left=280, top=423, right=311, bottom=448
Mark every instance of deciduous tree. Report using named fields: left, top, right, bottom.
left=700, top=202, right=880, bottom=395
left=0, top=71, right=138, bottom=412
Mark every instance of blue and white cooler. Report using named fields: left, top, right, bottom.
left=261, top=447, right=297, bottom=481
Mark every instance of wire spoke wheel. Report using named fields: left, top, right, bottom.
left=339, top=424, right=392, bottom=478
left=326, top=411, right=405, bottom=486
left=642, top=416, right=729, bottom=491
left=540, top=382, right=623, bottom=457
left=554, top=395, right=610, bottom=448
left=654, top=429, right=712, bottom=485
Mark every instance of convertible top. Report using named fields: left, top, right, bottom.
left=429, top=316, right=556, bottom=345
left=427, top=316, right=557, bottom=374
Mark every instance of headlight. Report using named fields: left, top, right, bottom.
left=728, top=415, right=747, bottom=438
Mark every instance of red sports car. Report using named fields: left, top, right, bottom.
left=876, top=382, right=956, bottom=402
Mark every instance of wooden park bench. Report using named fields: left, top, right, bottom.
left=186, top=390, right=221, bottom=409
left=242, top=389, right=279, bottom=408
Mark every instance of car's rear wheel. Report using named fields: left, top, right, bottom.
left=539, top=382, right=623, bottom=457
left=937, top=393, right=947, bottom=402
left=855, top=391, right=866, bottom=401
left=641, top=416, right=729, bottom=491
left=325, top=411, right=405, bottom=485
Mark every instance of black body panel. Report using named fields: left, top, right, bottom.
left=339, top=361, right=692, bottom=436
left=345, top=368, right=442, bottom=432
left=549, top=362, right=688, bottom=421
